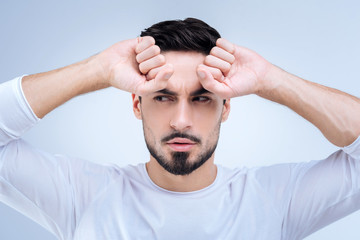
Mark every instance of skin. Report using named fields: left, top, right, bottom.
left=132, top=52, right=230, bottom=191
left=21, top=36, right=360, bottom=192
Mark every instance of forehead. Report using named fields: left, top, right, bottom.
left=163, top=51, right=206, bottom=94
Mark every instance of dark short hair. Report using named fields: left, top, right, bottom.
left=138, top=18, right=225, bottom=104
left=140, top=18, right=221, bottom=55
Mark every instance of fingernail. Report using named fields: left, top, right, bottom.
left=198, top=71, right=205, bottom=79
left=164, top=72, right=172, bottom=80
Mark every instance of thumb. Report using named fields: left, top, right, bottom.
left=197, top=66, right=228, bottom=98
left=136, top=64, right=173, bottom=96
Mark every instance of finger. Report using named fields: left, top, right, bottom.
left=139, top=54, right=166, bottom=74
left=198, top=64, right=224, bottom=82
left=135, top=36, right=155, bottom=54
left=210, top=46, right=235, bottom=64
left=137, top=64, right=174, bottom=96
left=146, top=62, right=174, bottom=80
left=197, top=66, right=229, bottom=99
left=136, top=45, right=161, bottom=63
left=216, top=38, right=235, bottom=54
left=204, top=55, right=231, bottom=75
left=146, top=66, right=161, bottom=80
left=146, top=64, right=173, bottom=80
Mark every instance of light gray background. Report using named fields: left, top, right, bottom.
left=1, top=0, right=359, bottom=239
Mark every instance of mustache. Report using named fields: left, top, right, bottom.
left=161, top=132, right=201, bottom=144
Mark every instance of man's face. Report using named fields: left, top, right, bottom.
left=133, top=51, right=230, bottom=175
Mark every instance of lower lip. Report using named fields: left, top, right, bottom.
left=167, top=143, right=195, bottom=152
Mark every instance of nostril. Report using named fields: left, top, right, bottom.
left=169, top=106, right=193, bottom=131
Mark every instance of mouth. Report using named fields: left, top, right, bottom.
left=166, top=138, right=197, bottom=152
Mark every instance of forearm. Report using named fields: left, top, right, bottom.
left=258, top=66, right=360, bottom=147
left=22, top=55, right=109, bottom=118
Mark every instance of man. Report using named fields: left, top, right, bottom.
left=0, top=17, right=359, bottom=240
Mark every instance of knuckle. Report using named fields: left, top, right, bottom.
left=143, top=36, right=155, bottom=45
left=211, top=46, right=221, bottom=56
left=135, top=45, right=142, bottom=54
left=215, top=68, right=223, bottom=78
left=156, top=54, right=166, bottom=65
left=230, top=44, right=236, bottom=54
left=210, top=47, right=217, bottom=56
left=139, top=63, right=147, bottom=74
left=229, top=55, right=236, bottom=64
left=148, top=36, right=156, bottom=45
left=216, top=38, right=222, bottom=46
left=147, top=69, right=156, bottom=80
left=135, top=54, right=142, bottom=63
left=152, top=45, right=161, bottom=55
left=224, top=62, right=231, bottom=72
left=204, top=55, right=213, bottom=65
left=197, top=63, right=205, bottom=69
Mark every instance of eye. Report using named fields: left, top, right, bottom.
left=193, top=96, right=211, bottom=103
left=154, top=96, right=172, bottom=102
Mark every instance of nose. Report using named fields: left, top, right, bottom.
left=170, top=100, right=193, bottom=132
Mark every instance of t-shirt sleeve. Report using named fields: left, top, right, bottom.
left=0, top=140, right=120, bottom=240
left=0, top=77, right=74, bottom=238
left=0, top=76, right=40, bottom=146
left=255, top=136, right=360, bottom=239
left=0, top=77, right=119, bottom=239
left=0, top=140, right=77, bottom=239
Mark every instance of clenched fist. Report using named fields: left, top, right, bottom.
left=197, top=38, right=275, bottom=99
left=97, top=36, right=174, bottom=96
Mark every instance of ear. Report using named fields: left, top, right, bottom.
left=132, top=94, right=142, bottom=120
left=221, top=99, right=231, bottom=122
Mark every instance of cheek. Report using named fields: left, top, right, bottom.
left=193, top=102, right=224, bottom=120
left=142, top=107, right=172, bottom=124
left=141, top=104, right=172, bottom=136
left=191, top=106, right=223, bottom=137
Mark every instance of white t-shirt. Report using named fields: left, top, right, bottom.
left=1, top=77, right=360, bottom=240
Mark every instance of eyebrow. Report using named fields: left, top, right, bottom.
left=190, top=88, right=211, bottom=96
left=155, top=89, right=177, bottom=96
left=155, top=88, right=212, bottom=96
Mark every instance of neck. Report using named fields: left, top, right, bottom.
left=145, top=155, right=217, bottom=192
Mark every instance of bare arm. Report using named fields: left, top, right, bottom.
left=22, top=56, right=107, bottom=119
left=22, top=37, right=173, bottom=119
left=258, top=66, right=360, bottom=147
left=197, top=38, right=360, bottom=147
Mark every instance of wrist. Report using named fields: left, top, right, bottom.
left=79, top=55, right=111, bottom=94
left=256, top=64, right=286, bottom=100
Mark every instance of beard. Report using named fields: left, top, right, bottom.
left=144, top=128, right=220, bottom=176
